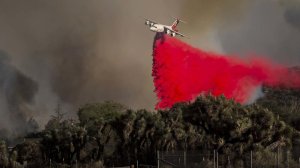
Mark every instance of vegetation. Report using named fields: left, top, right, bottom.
left=257, top=86, right=300, bottom=130
left=1, top=87, right=300, bottom=167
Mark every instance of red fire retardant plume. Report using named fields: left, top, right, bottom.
left=152, top=34, right=300, bottom=109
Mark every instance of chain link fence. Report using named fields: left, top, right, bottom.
left=156, top=148, right=300, bottom=168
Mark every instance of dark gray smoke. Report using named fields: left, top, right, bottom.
left=181, top=0, right=300, bottom=65
left=0, top=0, right=183, bottom=131
left=217, top=0, right=300, bottom=65
left=179, top=0, right=249, bottom=52
left=284, top=1, right=300, bottom=30
left=0, top=50, right=38, bottom=138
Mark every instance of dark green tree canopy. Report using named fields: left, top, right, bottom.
left=78, top=101, right=128, bottom=125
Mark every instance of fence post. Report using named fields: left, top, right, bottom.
left=214, top=150, right=216, bottom=168
left=227, top=156, right=231, bottom=168
left=274, top=152, right=277, bottom=167
left=184, top=150, right=186, bottom=167
left=217, top=151, right=219, bottom=168
left=287, top=150, right=289, bottom=168
left=277, top=147, right=279, bottom=168
left=157, top=150, right=160, bottom=168
left=251, top=150, right=253, bottom=168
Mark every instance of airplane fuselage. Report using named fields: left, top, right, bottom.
left=149, top=24, right=172, bottom=33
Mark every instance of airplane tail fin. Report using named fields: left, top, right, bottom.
left=171, top=17, right=186, bottom=30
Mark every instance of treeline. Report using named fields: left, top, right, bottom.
left=0, top=90, right=300, bottom=167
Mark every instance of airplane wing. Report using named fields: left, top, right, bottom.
left=174, top=31, right=187, bottom=37
left=144, top=18, right=158, bottom=26
left=166, top=27, right=187, bottom=37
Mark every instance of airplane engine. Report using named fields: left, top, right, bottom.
left=171, top=32, right=176, bottom=37
left=145, top=21, right=150, bottom=25
left=166, top=30, right=171, bottom=34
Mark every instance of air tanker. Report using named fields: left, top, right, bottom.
left=144, top=18, right=187, bottom=37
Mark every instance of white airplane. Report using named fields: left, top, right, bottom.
left=144, top=18, right=187, bottom=37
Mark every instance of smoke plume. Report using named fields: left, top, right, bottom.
left=180, top=0, right=300, bottom=65
left=0, top=0, right=183, bottom=130
left=0, top=50, right=38, bottom=138
left=152, top=34, right=300, bottom=109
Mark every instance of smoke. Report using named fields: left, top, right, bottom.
left=152, top=34, right=300, bottom=109
left=218, top=0, right=300, bottom=65
left=180, top=0, right=300, bottom=65
left=0, top=0, right=184, bottom=132
left=0, top=50, right=38, bottom=138
left=181, top=0, right=248, bottom=33
left=284, top=0, right=300, bottom=30
left=179, top=0, right=249, bottom=52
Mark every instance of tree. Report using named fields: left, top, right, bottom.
left=78, top=101, right=127, bottom=125
left=0, top=140, right=9, bottom=167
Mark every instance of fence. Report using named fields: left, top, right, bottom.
left=44, top=148, right=300, bottom=168
left=156, top=148, right=300, bottom=168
